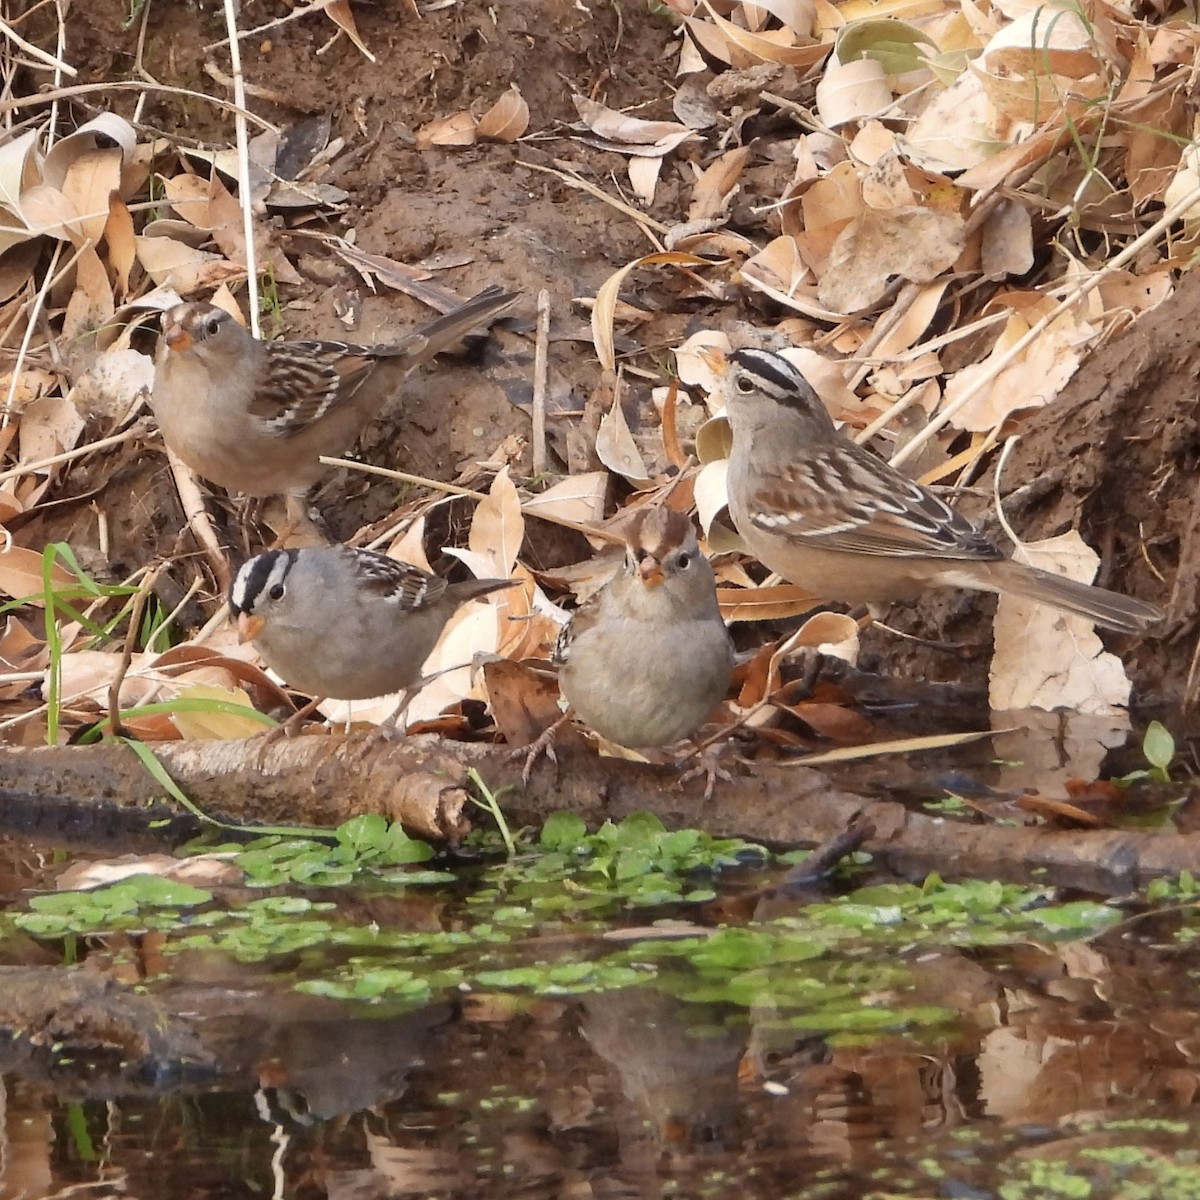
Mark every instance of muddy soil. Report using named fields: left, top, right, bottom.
left=17, top=0, right=1193, bottom=701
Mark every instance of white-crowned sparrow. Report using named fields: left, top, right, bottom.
left=555, top=507, right=735, bottom=748
left=230, top=545, right=512, bottom=725
left=153, top=286, right=517, bottom=499
left=713, top=348, right=1164, bottom=634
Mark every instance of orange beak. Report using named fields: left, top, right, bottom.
left=696, top=345, right=729, bottom=375
left=236, top=612, right=265, bottom=643
left=165, top=322, right=192, bottom=353
left=639, top=557, right=665, bottom=588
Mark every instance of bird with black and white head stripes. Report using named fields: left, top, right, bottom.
left=708, top=347, right=1164, bottom=634
left=230, top=545, right=513, bottom=733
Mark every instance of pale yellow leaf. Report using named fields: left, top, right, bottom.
left=818, top=207, right=965, bottom=314
left=521, top=471, right=609, bottom=526
left=815, top=55, right=891, bottom=127
left=990, top=533, right=1132, bottom=715
left=467, top=466, right=524, bottom=576
left=170, top=683, right=266, bottom=740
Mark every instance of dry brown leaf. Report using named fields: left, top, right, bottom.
left=323, top=0, right=376, bottom=62
left=18, top=395, right=85, bottom=466
left=573, top=95, right=694, bottom=148
left=521, top=471, right=608, bottom=527
left=941, top=294, right=1094, bottom=430
left=689, top=146, right=751, bottom=221
left=591, top=251, right=708, bottom=371
left=477, top=86, right=530, bottom=142
left=819, top=206, right=966, bottom=314
left=718, top=583, right=821, bottom=621
left=979, top=199, right=1034, bottom=278
left=416, top=111, right=479, bottom=149
left=467, top=466, right=524, bottom=577
left=134, top=235, right=240, bottom=293
left=695, top=0, right=827, bottom=66
left=595, top=384, right=651, bottom=484
left=990, top=533, right=1133, bottom=715
left=0, top=546, right=74, bottom=603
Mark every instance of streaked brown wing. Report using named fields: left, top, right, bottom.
left=748, top=452, right=1002, bottom=562
left=251, top=341, right=381, bottom=437
left=344, top=548, right=448, bottom=612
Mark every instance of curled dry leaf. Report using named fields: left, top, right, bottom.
left=477, top=85, right=530, bottom=142
left=573, top=94, right=696, bottom=151
left=591, top=252, right=708, bottom=371
left=717, top=582, right=822, bottom=622
left=416, top=111, right=479, bottom=149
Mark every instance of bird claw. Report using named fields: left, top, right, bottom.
left=674, top=741, right=736, bottom=802
left=510, top=714, right=568, bottom=786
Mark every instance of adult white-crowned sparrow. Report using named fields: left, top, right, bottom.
left=555, top=507, right=735, bottom=749
left=712, top=347, right=1164, bottom=634
left=152, top=286, right=518, bottom=499
left=230, top=545, right=512, bottom=725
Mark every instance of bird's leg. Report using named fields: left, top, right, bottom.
left=674, top=735, right=737, bottom=802
left=250, top=694, right=327, bottom=768
left=510, top=711, right=571, bottom=786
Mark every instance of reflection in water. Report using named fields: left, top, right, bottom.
left=3, top=922, right=1200, bottom=1200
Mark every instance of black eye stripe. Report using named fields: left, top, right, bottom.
left=729, top=349, right=805, bottom=394
left=230, top=549, right=296, bottom=613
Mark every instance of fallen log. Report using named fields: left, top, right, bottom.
left=0, top=735, right=1194, bottom=891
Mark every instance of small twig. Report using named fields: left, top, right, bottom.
left=0, top=80, right=279, bottom=133
left=520, top=159, right=669, bottom=237
left=166, top=450, right=229, bottom=593
left=108, top=565, right=163, bottom=738
left=203, top=0, right=336, bottom=52
left=532, top=289, right=551, bottom=475
left=0, top=14, right=76, bottom=76
left=1, top=239, right=62, bottom=427
left=221, top=0, right=259, bottom=335
left=0, top=422, right=146, bottom=487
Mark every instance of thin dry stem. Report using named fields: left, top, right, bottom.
left=221, top=0, right=260, bottom=335
left=0, top=14, right=75, bottom=76
left=532, top=289, right=551, bottom=475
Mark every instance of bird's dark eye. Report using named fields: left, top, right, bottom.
left=205, top=315, right=222, bottom=338
left=676, top=552, right=692, bottom=570
left=268, top=583, right=285, bottom=601
left=734, top=372, right=756, bottom=395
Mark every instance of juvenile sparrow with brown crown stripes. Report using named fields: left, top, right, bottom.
left=522, top=507, right=735, bottom=795
left=709, top=347, right=1164, bottom=634
left=230, top=544, right=513, bottom=736
left=152, top=286, right=518, bottom=503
